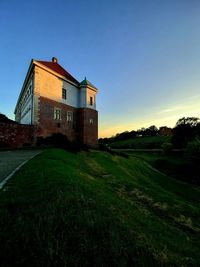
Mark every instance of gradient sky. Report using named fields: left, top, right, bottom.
left=0, top=0, right=199, bottom=137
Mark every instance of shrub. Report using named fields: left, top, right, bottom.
left=98, top=143, right=110, bottom=151
left=186, top=140, right=200, bottom=159
left=162, top=142, right=173, bottom=155
left=0, top=141, right=9, bottom=149
left=37, top=133, right=88, bottom=152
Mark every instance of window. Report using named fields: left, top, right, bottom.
left=90, top=96, right=93, bottom=106
left=54, top=108, right=61, bottom=120
left=89, top=118, right=94, bottom=125
left=62, top=88, right=67, bottom=99
left=67, top=111, right=73, bottom=122
left=29, top=85, right=32, bottom=93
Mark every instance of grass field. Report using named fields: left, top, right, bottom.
left=109, top=136, right=170, bottom=149
left=0, top=149, right=199, bottom=266
left=121, top=151, right=200, bottom=186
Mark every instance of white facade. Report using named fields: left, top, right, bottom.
left=79, top=86, right=97, bottom=109
left=61, top=81, right=79, bottom=108
left=80, top=87, right=87, bottom=108
left=86, top=87, right=96, bottom=110
left=15, top=77, right=33, bottom=124
left=15, top=58, right=98, bottom=125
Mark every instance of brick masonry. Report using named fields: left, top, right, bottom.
left=38, top=96, right=77, bottom=141
left=77, top=108, right=98, bottom=147
left=0, top=96, right=98, bottom=148
left=0, top=123, right=37, bottom=148
left=38, top=96, right=98, bottom=146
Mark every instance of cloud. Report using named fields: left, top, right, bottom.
left=160, top=106, right=182, bottom=113
left=99, top=96, right=200, bottom=138
left=159, top=99, right=199, bottom=116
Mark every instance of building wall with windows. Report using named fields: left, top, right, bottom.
left=15, top=77, right=33, bottom=124
left=87, top=90, right=96, bottom=109
left=78, top=108, right=98, bottom=147
left=34, top=65, right=79, bottom=107
left=61, top=80, right=79, bottom=108
left=38, top=96, right=78, bottom=141
left=14, top=57, right=99, bottom=147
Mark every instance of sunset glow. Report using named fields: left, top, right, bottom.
left=0, top=0, right=199, bottom=138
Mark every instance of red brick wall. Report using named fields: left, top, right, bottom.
left=0, top=123, right=37, bottom=148
left=78, top=108, right=98, bottom=147
left=38, top=97, right=98, bottom=147
left=38, top=97, right=78, bottom=142
left=0, top=99, right=98, bottom=149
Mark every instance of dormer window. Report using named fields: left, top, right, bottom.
left=62, top=88, right=67, bottom=100
left=90, top=96, right=93, bottom=106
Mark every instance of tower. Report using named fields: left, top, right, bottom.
left=79, top=77, right=98, bottom=146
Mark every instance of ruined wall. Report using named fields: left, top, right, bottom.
left=0, top=123, right=37, bottom=148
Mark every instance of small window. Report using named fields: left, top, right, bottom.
left=67, top=111, right=73, bottom=122
left=57, top=123, right=61, bottom=128
left=62, top=88, right=67, bottom=99
left=90, top=96, right=93, bottom=106
left=89, top=118, right=94, bottom=125
left=54, top=108, right=61, bottom=120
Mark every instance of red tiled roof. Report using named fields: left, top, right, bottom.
left=36, top=60, right=79, bottom=85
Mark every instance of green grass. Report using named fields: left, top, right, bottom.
left=109, top=136, right=170, bottom=149
left=0, top=149, right=199, bottom=266
left=125, top=151, right=200, bottom=186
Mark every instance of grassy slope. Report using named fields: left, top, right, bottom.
left=0, top=149, right=199, bottom=267
left=109, top=136, right=170, bottom=149
left=125, top=151, right=200, bottom=186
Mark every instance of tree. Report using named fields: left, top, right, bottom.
left=147, top=125, right=158, bottom=136
left=172, top=117, right=200, bottom=148
left=176, top=117, right=200, bottom=127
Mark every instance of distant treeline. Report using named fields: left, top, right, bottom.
left=99, top=125, right=169, bottom=144
left=99, top=117, right=200, bottom=149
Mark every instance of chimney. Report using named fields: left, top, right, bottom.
left=52, top=57, right=58, bottom=63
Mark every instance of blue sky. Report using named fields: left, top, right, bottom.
left=0, top=0, right=199, bottom=137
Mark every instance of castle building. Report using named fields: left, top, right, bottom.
left=14, top=57, right=98, bottom=147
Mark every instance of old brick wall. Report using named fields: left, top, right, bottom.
left=0, top=123, right=37, bottom=148
left=78, top=108, right=98, bottom=147
left=38, top=97, right=98, bottom=147
left=38, top=96, right=78, bottom=142
left=38, top=97, right=80, bottom=141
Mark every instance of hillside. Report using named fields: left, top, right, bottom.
left=0, top=149, right=199, bottom=266
left=120, top=151, right=200, bottom=186
left=107, top=136, right=170, bottom=149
